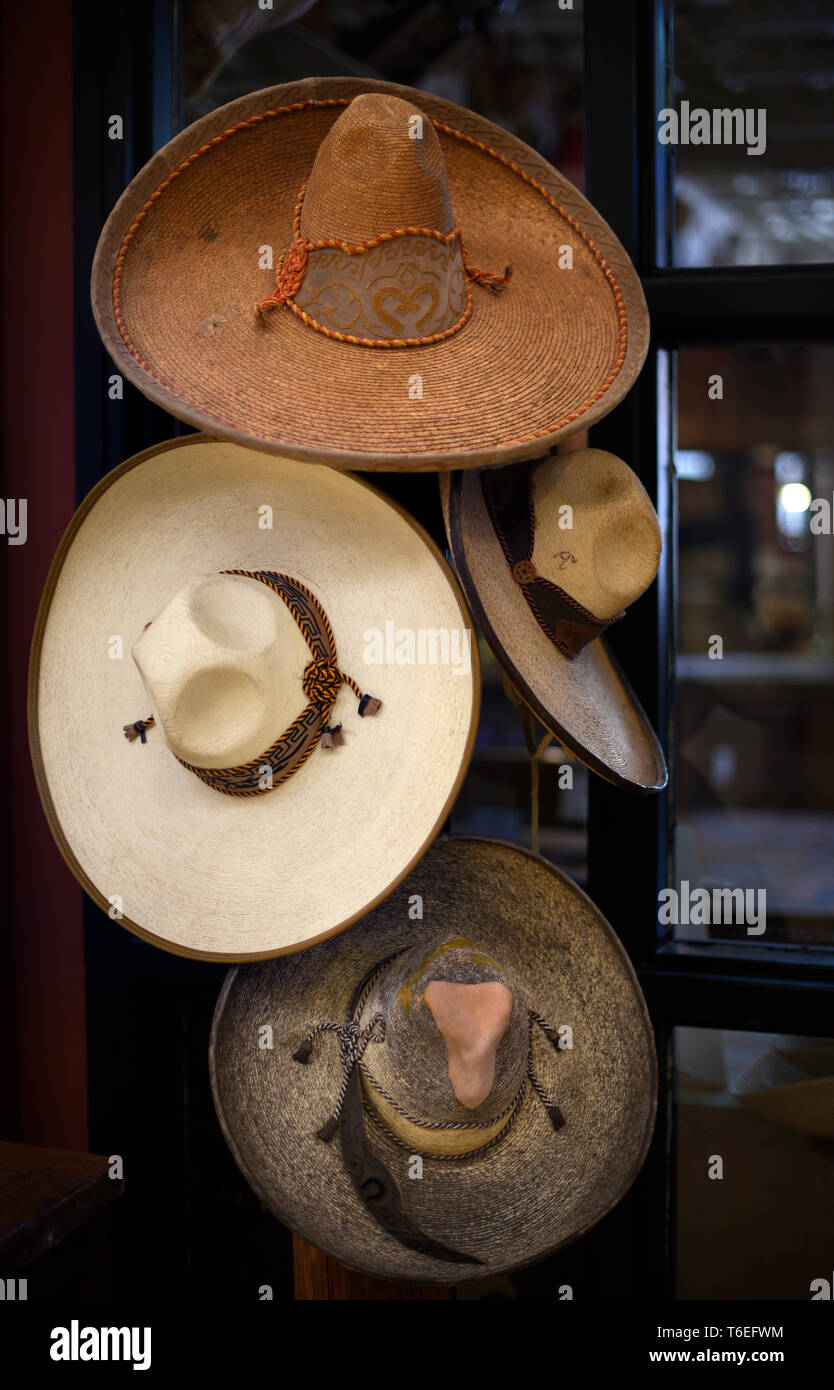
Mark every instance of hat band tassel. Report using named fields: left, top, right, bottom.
left=123, top=717, right=155, bottom=743
left=295, top=1014, right=387, bottom=1142
left=529, top=1007, right=563, bottom=1051
left=255, top=235, right=308, bottom=319
left=527, top=1010, right=566, bottom=1130
left=527, top=1065, right=566, bottom=1132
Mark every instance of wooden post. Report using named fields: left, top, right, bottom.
left=293, top=1236, right=453, bottom=1300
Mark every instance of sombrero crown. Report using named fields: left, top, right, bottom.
left=301, top=935, right=565, bottom=1147
left=127, top=569, right=381, bottom=792
left=291, top=932, right=569, bottom=1264
left=480, top=449, right=662, bottom=657
left=258, top=92, right=510, bottom=346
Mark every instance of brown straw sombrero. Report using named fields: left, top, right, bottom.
left=91, top=76, right=649, bottom=472
left=210, top=836, right=657, bottom=1282
left=443, top=449, right=668, bottom=793
left=29, top=435, right=478, bottom=960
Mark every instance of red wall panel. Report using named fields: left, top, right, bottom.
left=1, top=0, right=88, bottom=1149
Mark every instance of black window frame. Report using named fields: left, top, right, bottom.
left=584, top=0, right=834, bottom=1298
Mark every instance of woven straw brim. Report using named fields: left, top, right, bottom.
left=29, top=436, right=478, bottom=960
left=446, top=470, right=667, bottom=792
left=209, top=837, right=657, bottom=1282
left=92, top=77, right=649, bottom=472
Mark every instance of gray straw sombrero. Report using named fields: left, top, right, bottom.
left=443, top=449, right=668, bottom=793
left=210, top=837, right=657, bottom=1281
left=91, top=76, right=649, bottom=472
left=29, top=435, right=477, bottom=960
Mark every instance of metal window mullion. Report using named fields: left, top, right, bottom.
left=645, top=267, right=834, bottom=345
left=640, top=967, right=834, bottom=1036
left=584, top=0, right=674, bottom=1300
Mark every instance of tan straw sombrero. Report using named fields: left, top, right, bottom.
left=210, top=837, right=658, bottom=1282
left=91, top=76, right=649, bottom=472
left=29, top=435, right=478, bottom=960
left=444, top=449, right=668, bottom=793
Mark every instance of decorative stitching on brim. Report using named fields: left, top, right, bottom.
left=110, top=96, right=629, bottom=449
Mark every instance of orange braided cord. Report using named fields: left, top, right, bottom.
left=256, top=238, right=309, bottom=317
left=255, top=180, right=511, bottom=338
left=458, top=234, right=513, bottom=291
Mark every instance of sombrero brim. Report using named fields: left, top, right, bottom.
left=444, top=470, right=668, bottom=793
left=91, top=76, right=649, bottom=472
left=29, top=436, right=478, bottom=960
left=210, top=837, right=657, bottom=1282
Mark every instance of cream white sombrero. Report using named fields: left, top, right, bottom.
left=443, top=449, right=667, bottom=793
left=210, top=837, right=658, bottom=1282
left=29, top=435, right=478, bottom=959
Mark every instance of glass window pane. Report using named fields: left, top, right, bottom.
left=676, top=1026, right=834, bottom=1298
left=182, top=0, right=586, bottom=188
left=674, top=344, right=834, bottom=946
left=670, top=0, right=834, bottom=266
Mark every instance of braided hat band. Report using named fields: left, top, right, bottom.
left=124, top=569, right=381, bottom=796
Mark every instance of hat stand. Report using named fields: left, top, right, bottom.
left=293, top=1236, right=453, bottom=1300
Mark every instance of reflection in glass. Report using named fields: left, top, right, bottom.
left=182, top=0, right=586, bottom=190
left=674, top=345, right=834, bottom=945
left=671, top=0, right=834, bottom=266
left=675, top=1027, right=834, bottom=1299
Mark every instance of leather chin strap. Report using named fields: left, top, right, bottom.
left=481, top=460, right=623, bottom=660
left=338, top=1065, right=483, bottom=1266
